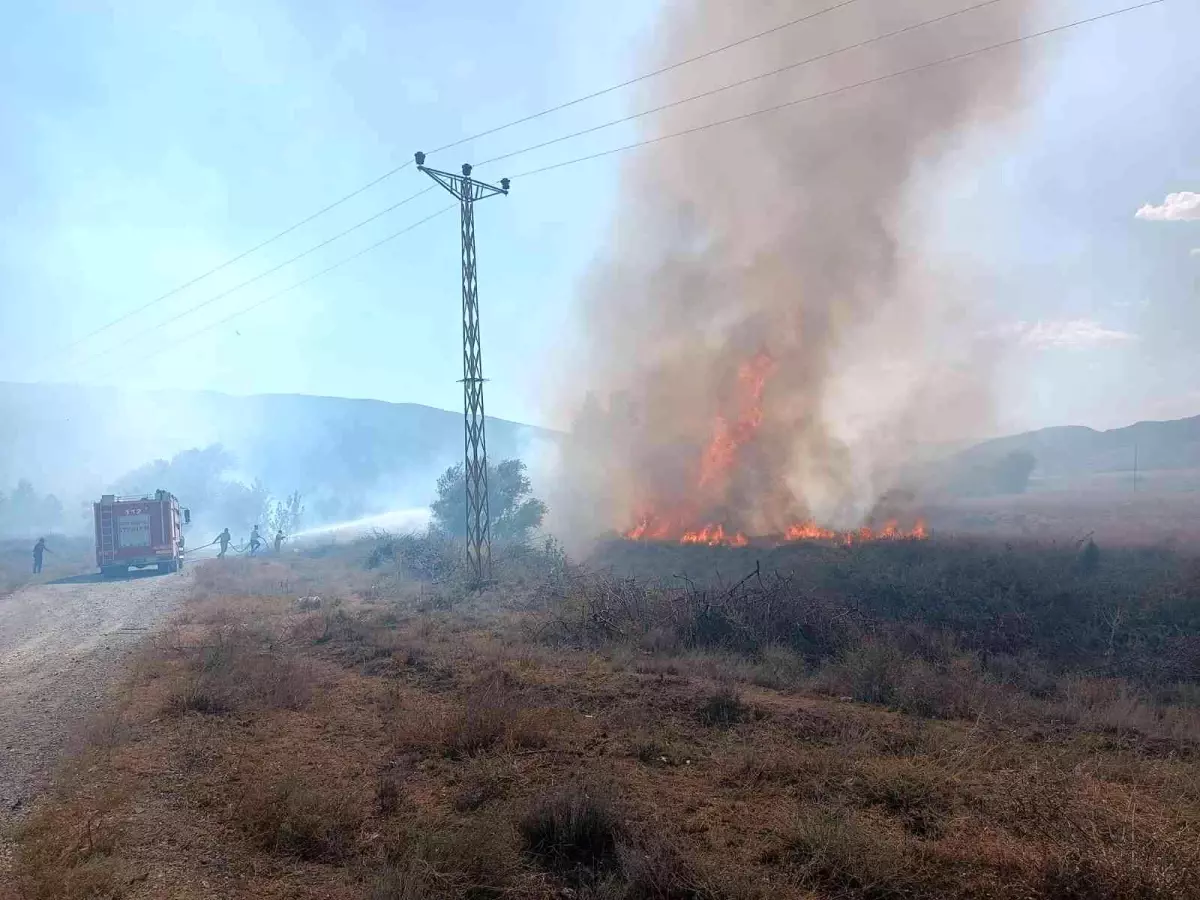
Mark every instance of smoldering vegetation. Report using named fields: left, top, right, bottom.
left=13, top=532, right=1199, bottom=899
left=550, top=0, right=1048, bottom=547
left=584, top=537, right=1200, bottom=701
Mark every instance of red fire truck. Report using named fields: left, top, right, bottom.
left=93, top=490, right=191, bottom=577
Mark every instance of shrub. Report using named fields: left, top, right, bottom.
left=771, top=807, right=928, bottom=897
left=618, top=838, right=720, bottom=900
left=520, top=789, right=623, bottom=881
left=163, top=624, right=315, bottom=717
left=366, top=529, right=461, bottom=580
left=13, top=804, right=122, bottom=900
left=236, top=775, right=361, bottom=862
left=443, top=671, right=546, bottom=757
left=857, top=769, right=953, bottom=839
left=376, top=773, right=405, bottom=817
left=825, top=642, right=903, bottom=706
left=696, top=689, right=748, bottom=728
left=750, top=645, right=807, bottom=689
left=371, top=819, right=517, bottom=899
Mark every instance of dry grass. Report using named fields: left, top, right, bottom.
left=161, top=622, right=316, bottom=717
left=520, top=788, right=623, bottom=881
left=0, top=534, right=95, bottom=596
left=236, top=774, right=363, bottom=862
left=391, top=667, right=553, bottom=758
left=9, top=541, right=1200, bottom=899
left=696, top=687, right=750, bottom=728
left=10, top=799, right=123, bottom=900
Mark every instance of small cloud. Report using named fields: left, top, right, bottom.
left=1191, top=248, right=1200, bottom=258
left=1135, top=191, right=1200, bottom=222
left=990, top=319, right=1136, bottom=349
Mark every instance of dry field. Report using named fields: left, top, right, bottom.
left=924, top=484, right=1200, bottom=546
left=0, top=536, right=95, bottom=597
left=4, top=534, right=1199, bottom=899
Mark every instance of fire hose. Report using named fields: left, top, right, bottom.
left=181, top=539, right=251, bottom=557
left=182, top=536, right=277, bottom=558
left=182, top=539, right=218, bottom=557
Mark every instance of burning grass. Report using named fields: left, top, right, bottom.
left=8, top=536, right=1200, bottom=898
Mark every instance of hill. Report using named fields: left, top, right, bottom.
left=0, top=381, right=554, bottom=530
left=958, top=415, right=1200, bottom=478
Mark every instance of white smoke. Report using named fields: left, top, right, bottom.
left=548, top=0, right=1046, bottom=544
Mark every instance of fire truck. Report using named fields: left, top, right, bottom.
left=93, top=490, right=191, bottom=577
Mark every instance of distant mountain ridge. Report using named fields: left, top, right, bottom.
left=0, top=382, right=555, bottom=515
left=951, top=414, right=1200, bottom=478
left=3, top=380, right=1197, bottom=515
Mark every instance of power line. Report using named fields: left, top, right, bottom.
left=41, top=0, right=863, bottom=362
left=424, top=0, right=864, bottom=158
left=70, top=187, right=435, bottom=368
left=48, top=162, right=420, bottom=361
left=477, top=0, right=1009, bottom=169
left=65, top=0, right=1170, bottom=371
left=89, top=206, right=455, bottom=374
left=509, top=0, right=1168, bottom=180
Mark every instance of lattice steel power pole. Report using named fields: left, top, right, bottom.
left=415, top=152, right=509, bottom=583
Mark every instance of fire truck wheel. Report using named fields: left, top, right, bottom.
left=160, top=559, right=178, bottom=574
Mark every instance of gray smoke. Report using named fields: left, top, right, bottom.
left=549, top=0, right=1042, bottom=545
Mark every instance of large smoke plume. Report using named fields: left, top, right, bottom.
left=550, top=0, right=1041, bottom=545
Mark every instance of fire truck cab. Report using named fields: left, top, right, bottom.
left=94, top=490, right=191, bottom=577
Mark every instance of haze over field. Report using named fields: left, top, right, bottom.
left=0, top=382, right=549, bottom=538
left=0, top=0, right=1196, bottom=548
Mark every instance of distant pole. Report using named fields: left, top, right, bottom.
left=415, top=152, right=510, bottom=583
left=1133, top=442, right=1138, bottom=493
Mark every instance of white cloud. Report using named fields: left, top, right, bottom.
left=1191, top=248, right=1200, bottom=258
left=990, top=319, right=1136, bottom=349
left=1135, top=191, right=1200, bottom=222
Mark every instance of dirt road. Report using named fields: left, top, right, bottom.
left=0, top=569, right=192, bottom=861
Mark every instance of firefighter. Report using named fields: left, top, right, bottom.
left=216, top=528, right=232, bottom=558
left=274, top=530, right=285, bottom=554
left=32, top=537, right=51, bottom=574
left=249, top=525, right=263, bottom=556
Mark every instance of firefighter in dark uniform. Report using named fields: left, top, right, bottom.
left=249, top=525, right=263, bottom=556
left=32, top=537, right=50, bottom=574
left=274, top=530, right=285, bottom=554
left=216, top=528, right=232, bottom=558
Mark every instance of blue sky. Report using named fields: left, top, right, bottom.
left=1, top=0, right=1196, bottom=433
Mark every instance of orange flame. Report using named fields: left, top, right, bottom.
left=697, top=351, right=774, bottom=491
left=620, top=349, right=928, bottom=549
left=782, top=519, right=928, bottom=546
left=677, top=524, right=751, bottom=547
left=785, top=522, right=837, bottom=541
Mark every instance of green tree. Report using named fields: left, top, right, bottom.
left=267, top=491, right=305, bottom=536
left=431, top=459, right=547, bottom=544
left=0, top=479, right=63, bottom=534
